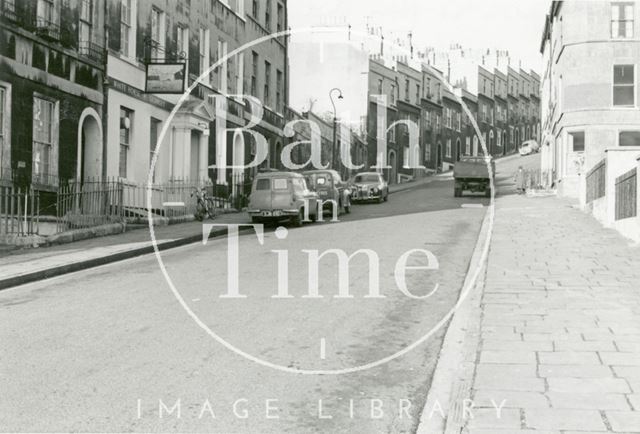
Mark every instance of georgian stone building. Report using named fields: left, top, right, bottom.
left=0, top=0, right=106, bottom=209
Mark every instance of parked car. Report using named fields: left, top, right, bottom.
left=519, top=140, right=540, bottom=156
left=303, top=169, right=351, bottom=215
left=247, top=171, right=319, bottom=226
left=453, top=156, right=495, bottom=198
left=348, top=172, right=389, bottom=203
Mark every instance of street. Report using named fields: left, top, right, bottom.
left=0, top=156, right=537, bottom=433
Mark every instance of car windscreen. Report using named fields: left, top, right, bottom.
left=256, top=178, right=270, bottom=190
left=354, top=174, right=380, bottom=183
left=273, top=178, right=289, bottom=190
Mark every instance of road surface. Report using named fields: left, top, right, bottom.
left=0, top=154, right=538, bottom=433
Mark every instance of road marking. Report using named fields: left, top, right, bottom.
left=192, top=298, right=201, bottom=302
left=461, top=204, right=484, bottom=208
left=320, top=338, right=326, bottom=360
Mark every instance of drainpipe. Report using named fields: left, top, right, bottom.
left=101, top=0, right=109, bottom=184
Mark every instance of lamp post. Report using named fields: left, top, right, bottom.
left=329, top=87, right=343, bottom=170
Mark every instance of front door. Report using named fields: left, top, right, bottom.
left=190, top=130, right=201, bottom=181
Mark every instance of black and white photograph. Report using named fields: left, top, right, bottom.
left=2, top=0, right=640, bottom=432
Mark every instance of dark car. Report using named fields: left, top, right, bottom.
left=348, top=172, right=389, bottom=203
left=303, top=169, right=351, bottom=215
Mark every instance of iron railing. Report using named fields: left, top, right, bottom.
left=0, top=0, right=16, bottom=22
left=0, top=185, right=39, bottom=236
left=78, top=40, right=106, bottom=64
left=35, top=17, right=61, bottom=41
left=615, top=168, right=637, bottom=221
left=586, top=159, right=606, bottom=203
left=55, top=175, right=250, bottom=233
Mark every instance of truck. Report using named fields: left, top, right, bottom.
left=453, top=156, right=496, bottom=198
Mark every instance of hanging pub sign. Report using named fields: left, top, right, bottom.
left=144, top=62, right=186, bottom=94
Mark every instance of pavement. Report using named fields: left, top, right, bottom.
left=418, top=155, right=640, bottom=433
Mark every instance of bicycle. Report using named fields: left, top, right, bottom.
left=191, top=188, right=217, bottom=221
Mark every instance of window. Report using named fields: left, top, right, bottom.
left=426, top=77, right=431, bottom=96
left=425, top=109, right=431, bottom=129
left=32, top=96, right=57, bottom=186
left=465, top=136, right=471, bottom=155
left=456, top=112, right=461, bottom=132
left=446, top=139, right=452, bottom=158
left=619, top=131, right=640, bottom=146
left=199, top=29, right=210, bottom=85
left=119, top=107, right=133, bottom=179
left=251, top=51, right=258, bottom=96
left=265, top=0, right=272, bottom=31
left=177, top=26, right=189, bottom=78
left=235, top=53, right=244, bottom=96
left=149, top=118, right=161, bottom=183
left=570, top=131, right=585, bottom=152
left=150, top=8, right=164, bottom=60
left=252, top=0, right=258, bottom=17
left=436, top=114, right=441, bottom=132
left=256, top=178, right=270, bottom=190
left=405, top=79, right=410, bottom=101
left=416, top=84, right=420, bottom=104
left=120, top=0, right=132, bottom=57
left=37, top=0, right=59, bottom=27
left=390, top=84, right=396, bottom=105
left=612, top=3, right=634, bottom=38
left=264, top=61, right=271, bottom=107
left=425, top=143, right=431, bottom=162
left=497, top=128, right=502, bottom=147
left=273, top=178, right=288, bottom=190
left=276, top=3, right=284, bottom=33
left=276, top=69, right=283, bottom=113
left=613, top=65, right=635, bottom=106
left=377, top=78, right=383, bottom=94
left=216, top=39, right=227, bottom=90
left=79, top=0, right=92, bottom=50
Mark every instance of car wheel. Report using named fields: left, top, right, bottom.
left=383, top=192, right=388, bottom=202
left=251, top=216, right=262, bottom=224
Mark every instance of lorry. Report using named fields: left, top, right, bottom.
left=453, top=156, right=495, bottom=198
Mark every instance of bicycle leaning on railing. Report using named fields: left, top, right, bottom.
left=191, top=187, right=217, bottom=221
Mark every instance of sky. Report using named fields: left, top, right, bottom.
left=289, top=0, right=551, bottom=72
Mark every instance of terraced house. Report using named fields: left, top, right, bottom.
left=0, top=0, right=106, bottom=209
left=105, top=0, right=289, bottom=187
left=540, top=0, right=640, bottom=241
